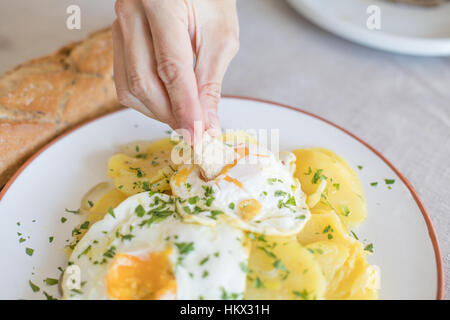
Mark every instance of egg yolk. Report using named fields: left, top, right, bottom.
left=173, top=166, right=194, bottom=187
left=238, top=199, right=262, bottom=220
left=224, top=175, right=243, bottom=188
left=106, top=250, right=176, bottom=300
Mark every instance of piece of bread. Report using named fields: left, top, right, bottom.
left=193, top=133, right=236, bottom=180
left=0, top=27, right=121, bottom=187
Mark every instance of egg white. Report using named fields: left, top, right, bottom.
left=171, top=141, right=311, bottom=236
left=62, top=192, right=249, bottom=300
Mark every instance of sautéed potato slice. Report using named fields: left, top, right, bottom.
left=293, top=148, right=367, bottom=229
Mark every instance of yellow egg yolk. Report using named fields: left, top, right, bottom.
left=238, top=199, right=262, bottom=220
left=224, top=175, right=243, bottom=188
left=106, top=249, right=176, bottom=300
left=173, top=166, right=194, bottom=187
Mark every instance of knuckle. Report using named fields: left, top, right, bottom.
left=127, top=73, right=150, bottom=99
left=156, top=60, right=183, bottom=86
left=116, top=88, right=133, bottom=106
left=171, top=102, right=189, bottom=121
left=200, top=82, right=222, bottom=107
left=222, top=32, right=240, bottom=56
left=114, top=0, right=128, bottom=16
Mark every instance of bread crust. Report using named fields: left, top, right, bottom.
left=0, top=27, right=120, bottom=187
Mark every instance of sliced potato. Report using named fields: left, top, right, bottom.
left=89, top=188, right=128, bottom=224
left=305, top=241, right=350, bottom=285
left=293, top=148, right=367, bottom=229
left=325, top=242, right=379, bottom=300
left=107, top=138, right=178, bottom=195
left=244, top=236, right=326, bottom=300
left=297, top=211, right=353, bottom=245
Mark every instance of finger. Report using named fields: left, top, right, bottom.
left=194, top=2, right=239, bottom=137
left=115, top=0, right=176, bottom=127
left=143, top=0, right=205, bottom=144
left=112, top=20, right=158, bottom=119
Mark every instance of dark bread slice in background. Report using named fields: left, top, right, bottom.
left=0, top=27, right=121, bottom=187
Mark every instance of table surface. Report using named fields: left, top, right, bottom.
left=0, top=0, right=448, bottom=299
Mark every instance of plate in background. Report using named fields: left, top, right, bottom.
left=287, top=0, right=450, bottom=56
left=0, top=97, right=444, bottom=299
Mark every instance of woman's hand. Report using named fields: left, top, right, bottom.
left=112, top=0, right=239, bottom=143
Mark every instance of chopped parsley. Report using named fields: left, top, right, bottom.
left=202, top=186, right=214, bottom=198
left=199, top=256, right=209, bottom=266
left=273, top=259, right=288, bottom=272
left=274, top=190, right=287, bottom=197
left=135, top=204, right=145, bottom=217
left=240, top=262, right=251, bottom=274
left=293, top=289, right=309, bottom=300
left=267, top=178, right=283, bottom=185
left=364, top=243, right=374, bottom=253
left=44, top=278, right=58, bottom=286
left=43, top=291, right=57, bottom=300
left=25, top=248, right=34, bottom=256
left=129, top=167, right=145, bottom=178
left=385, top=179, right=395, bottom=185
left=175, top=242, right=195, bottom=255
left=108, top=207, right=116, bottom=218
left=29, top=280, right=40, bottom=292
left=341, top=204, right=350, bottom=217
left=103, top=246, right=117, bottom=259
left=221, top=287, right=241, bottom=300
left=257, top=246, right=277, bottom=259
left=175, top=242, right=195, bottom=265
left=228, top=202, right=235, bottom=210
left=370, top=182, right=378, bottom=187
left=205, top=197, right=215, bottom=206
left=210, top=210, right=224, bottom=220
left=65, top=208, right=80, bottom=214
left=77, top=245, right=91, bottom=258
left=304, top=167, right=312, bottom=175
left=188, top=196, right=199, bottom=205
left=80, top=221, right=89, bottom=230
left=312, top=169, right=327, bottom=184
left=151, top=160, right=160, bottom=167
left=253, top=277, right=265, bottom=289
left=121, top=234, right=135, bottom=241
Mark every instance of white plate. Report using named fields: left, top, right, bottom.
left=287, top=0, right=450, bottom=56
left=0, top=97, right=444, bottom=300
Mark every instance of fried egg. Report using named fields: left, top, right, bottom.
left=170, top=132, right=310, bottom=236
left=62, top=192, right=250, bottom=300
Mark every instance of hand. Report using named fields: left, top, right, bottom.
left=112, top=0, right=239, bottom=143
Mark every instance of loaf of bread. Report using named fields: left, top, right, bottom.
left=0, top=27, right=121, bottom=187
